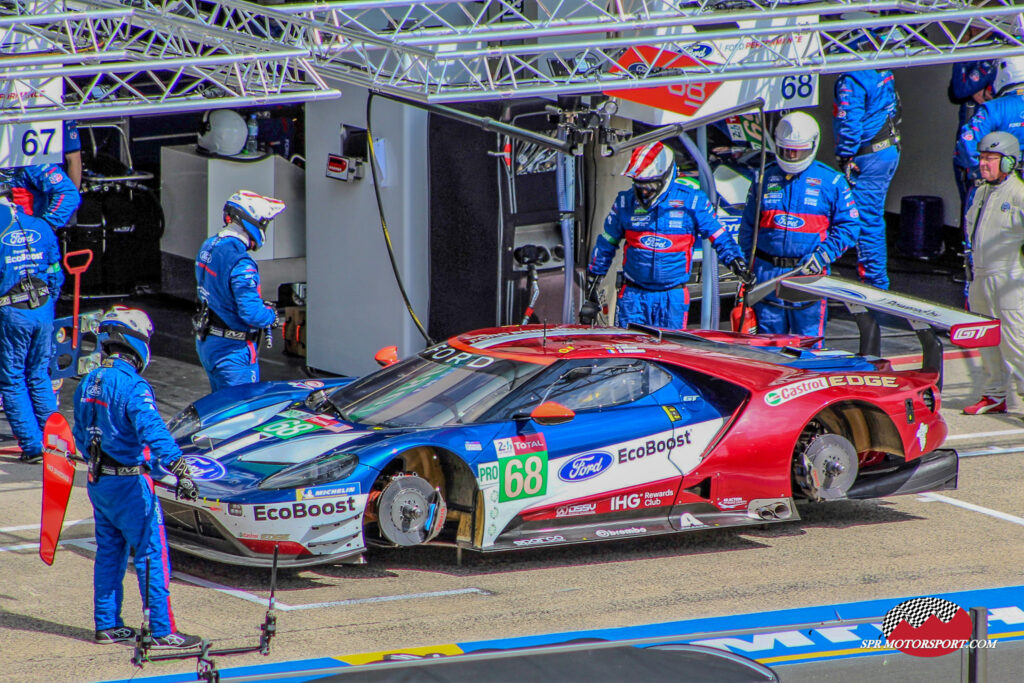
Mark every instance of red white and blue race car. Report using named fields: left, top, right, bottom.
left=155, top=277, right=999, bottom=567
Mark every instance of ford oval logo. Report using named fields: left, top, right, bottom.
left=830, top=286, right=867, bottom=300
left=639, top=235, right=673, bottom=250
left=558, top=452, right=613, bottom=482
left=773, top=214, right=805, bottom=229
left=185, top=455, right=226, bottom=481
left=1, top=229, right=40, bottom=247
left=683, top=43, right=714, bottom=59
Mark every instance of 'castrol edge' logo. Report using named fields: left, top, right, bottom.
left=765, top=375, right=898, bottom=406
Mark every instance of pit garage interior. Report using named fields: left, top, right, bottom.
left=2, top=1, right=1024, bottom=682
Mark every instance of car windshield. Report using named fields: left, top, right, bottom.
left=328, top=344, right=546, bottom=427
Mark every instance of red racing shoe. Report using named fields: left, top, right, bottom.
left=963, top=396, right=1007, bottom=415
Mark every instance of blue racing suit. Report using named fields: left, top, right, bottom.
left=63, top=119, right=81, bottom=156
left=834, top=69, right=901, bottom=290
left=9, top=163, right=80, bottom=230
left=950, top=61, right=997, bottom=212
left=956, top=85, right=1024, bottom=179
left=739, top=161, right=859, bottom=342
left=195, top=231, right=277, bottom=392
left=0, top=202, right=62, bottom=458
left=73, top=357, right=184, bottom=637
left=588, top=177, right=743, bottom=329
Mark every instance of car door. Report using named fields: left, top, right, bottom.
left=475, top=357, right=694, bottom=547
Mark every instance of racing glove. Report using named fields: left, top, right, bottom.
left=168, top=456, right=199, bottom=501
left=728, top=257, right=756, bottom=287
left=837, top=157, right=859, bottom=185
left=798, top=248, right=830, bottom=276
left=579, top=272, right=602, bottom=325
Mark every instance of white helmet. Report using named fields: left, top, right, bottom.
left=99, top=306, right=154, bottom=372
left=198, top=109, right=248, bottom=157
left=774, top=111, right=820, bottom=175
left=224, top=190, right=286, bottom=249
left=993, top=56, right=1024, bottom=96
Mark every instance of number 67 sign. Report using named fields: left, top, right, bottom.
left=0, top=121, right=64, bottom=167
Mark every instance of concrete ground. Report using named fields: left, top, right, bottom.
left=2, top=252, right=1022, bottom=682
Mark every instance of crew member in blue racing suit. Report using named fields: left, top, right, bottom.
left=834, top=67, right=901, bottom=290
left=950, top=60, right=996, bottom=215
left=739, top=112, right=859, bottom=343
left=583, top=141, right=751, bottom=329
left=72, top=307, right=202, bottom=648
left=3, top=162, right=80, bottom=231
left=195, top=191, right=284, bottom=392
left=0, top=187, right=63, bottom=462
left=956, top=56, right=1024, bottom=178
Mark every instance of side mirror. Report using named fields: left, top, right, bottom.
left=530, top=401, right=575, bottom=426
left=374, top=345, right=399, bottom=367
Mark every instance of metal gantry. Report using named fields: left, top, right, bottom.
left=0, top=0, right=1022, bottom=119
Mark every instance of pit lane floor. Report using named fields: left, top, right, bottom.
left=2, top=259, right=1023, bottom=683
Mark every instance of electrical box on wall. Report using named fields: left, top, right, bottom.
left=326, top=153, right=363, bottom=181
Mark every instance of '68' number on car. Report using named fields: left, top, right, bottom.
left=500, top=453, right=548, bottom=502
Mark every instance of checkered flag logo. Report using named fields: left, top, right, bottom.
left=882, top=597, right=960, bottom=638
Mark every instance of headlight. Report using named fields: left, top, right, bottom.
left=258, top=452, right=359, bottom=490
left=168, top=405, right=201, bottom=440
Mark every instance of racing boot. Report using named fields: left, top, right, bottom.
left=963, top=396, right=1006, bottom=415
left=151, top=632, right=203, bottom=650
left=95, top=626, right=138, bottom=644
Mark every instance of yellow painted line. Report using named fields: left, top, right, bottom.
left=334, top=643, right=464, bottom=665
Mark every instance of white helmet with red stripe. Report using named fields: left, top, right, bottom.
left=775, top=111, right=820, bottom=175
left=621, top=141, right=676, bottom=208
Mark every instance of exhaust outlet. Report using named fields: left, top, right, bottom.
left=773, top=503, right=791, bottom=519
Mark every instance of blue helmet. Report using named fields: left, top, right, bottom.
left=99, top=306, right=154, bottom=372
left=223, top=190, right=286, bottom=250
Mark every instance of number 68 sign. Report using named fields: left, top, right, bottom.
left=0, top=121, right=64, bottom=168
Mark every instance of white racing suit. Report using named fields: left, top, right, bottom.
left=965, top=173, right=1024, bottom=403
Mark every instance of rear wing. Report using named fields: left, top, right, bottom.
left=777, top=275, right=999, bottom=385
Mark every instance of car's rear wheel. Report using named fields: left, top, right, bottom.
left=793, top=428, right=859, bottom=502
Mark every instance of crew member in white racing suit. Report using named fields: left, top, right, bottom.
left=962, top=132, right=1024, bottom=415
left=739, top=112, right=859, bottom=343
left=584, top=141, right=751, bottom=329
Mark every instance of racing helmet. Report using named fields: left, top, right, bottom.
left=224, top=190, right=286, bottom=250
left=978, top=131, right=1020, bottom=174
left=99, top=306, right=154, bottom=372
left=774, top=111, right=819, bottom=175
left=993, top=56, right=1024, bottom=96
left=197, top=109, right=248, bottom=157
left=622, top=141, right=676, bottom=209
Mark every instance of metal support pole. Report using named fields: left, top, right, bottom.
left=966, top=606, right=987, bottom=683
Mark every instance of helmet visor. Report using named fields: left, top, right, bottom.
left=633, top=177, right=666, bottom=206
left=777, top=146, right=815, bottom=165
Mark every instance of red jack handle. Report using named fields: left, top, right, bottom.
left=62, top=249, right=94, bottom=349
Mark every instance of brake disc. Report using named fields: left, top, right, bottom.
left=796, top=433, right=859, bottom=501
left=376, top=474, right=447, bottom=546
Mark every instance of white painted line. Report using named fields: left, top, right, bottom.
left=918, top=493, right=1024, bottom=526
left=174, top=571, right=489, bottom=611
left=958, top=446, right=1024, bottom=458
left=944, top=428, right=1024, bottom=442
left=0, top=543, right=37, bottom=553
left=0, top=517, right=93, bottom=534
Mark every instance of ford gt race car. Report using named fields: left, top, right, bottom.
left=156, top=276, right=999, bottom=567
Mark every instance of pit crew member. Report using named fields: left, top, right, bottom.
left=834, top=67, right=901, bottom=290
left=583, top=141, right=752, bottom=328
left=957, top=56, right=1024, bottom=178
left=72, top=307, right=202, bottom=648
left=2, top=162, right=80, bottom=231
left=963, top=132, right=1024, bottom=414
left=739, top=111, right=859, bottom=342
left=194, top=191, right=283, bottom=392
left=0, top=184, right=62, bottom=462
left=950, top=60, right=996, bottom=219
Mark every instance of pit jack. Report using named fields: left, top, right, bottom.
left=131, top=546, right=280, bottom=682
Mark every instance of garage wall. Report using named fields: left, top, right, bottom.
left=305, top=85, right=430, bottom=376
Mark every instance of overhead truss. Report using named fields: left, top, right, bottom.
left=0, top=0, right=1022, bottom=119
